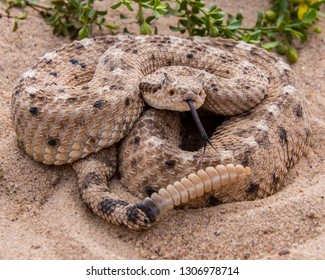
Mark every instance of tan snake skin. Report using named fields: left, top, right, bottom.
left=11, top=35, right=311, bottom=229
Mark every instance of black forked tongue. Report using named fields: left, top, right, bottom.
left=186, top=100, right=216, bottom=167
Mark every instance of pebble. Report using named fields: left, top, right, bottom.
left=278, top=249, right=290, bottom=256
left=306, top=211, right=317, bottom=219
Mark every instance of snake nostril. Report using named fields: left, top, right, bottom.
left=169, top=89, right=175, bottom=96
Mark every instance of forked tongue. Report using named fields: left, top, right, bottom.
left=186, top=100, right=216, bottom=168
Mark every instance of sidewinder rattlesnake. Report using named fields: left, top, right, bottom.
left=11, top=35, right=311, bottom=229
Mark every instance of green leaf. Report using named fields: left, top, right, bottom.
left=13, top=19, right=19, bottom=32
left=209, top=26, right=219, bottom=37
left=241, top=33, right=251, bottom=42
left=120, top=13, right=128, bottom=20
left=179, top=0, right=187, bottom=11
left=302, top=8, right=317, bottom=24
left=286, top=47, right=298, bottom=63
left=194, top=1, right=205, bottom=8
left=189, top=14, right=205, bottom=25
left=276, top=13, right=285, bottom=27
left=276, top=44, right=286, bottom=55
left=179, top=19, right=189, bottom=28
left=313, top=27, right=322, bottom=33
left=156, top=6, right=168, bottom=15
left=140, top=22, right=152, bottom=35
left=261, top=41, right=279, bottom=50
left=44, top=12, right=59, bottom=25
left=70, top=0, right=80, bottom=9
left=17, top=12, right=28, bottom=20
left=96, top=10, right=108, bottom=16
left=169, top=25, right=186, bottom=32
left=299, top=28, right=308, bottom=43
left=106, top=24, right=118, bottom=30
left=267, top=29, right=279, bottom=38
left=249, top=30, right=261, bottom=40
left=209, top=11, right=225, bottom=20
left=11, top=0, right=26, bottom=8
left=53, top=23, right=62, bottom=36
left=310, top=1, right=324, bottom=10
left=88, top=9, right=96, bottom=18
left=122, top=1, right=133, bottom=11
left=78, top=26, right=90, bottom=38
left=141, top=2, right=152, bottom=9
left=248, top=39, right=260, bottom=44
left=153, top=10, right=161, bottom=19
left=111, top=2, right=122, bottom=9
left=256, top=11, right=263, bottom=23
left=61, top=22, right=69, bottom=37
left=146, top=15, right=156, bottom=24
left=96, top=15, right=105, bottom=25
left=285, top=28, right=304, bottom=39
left=192, top=28, right=207, bottom=36
left=227, top=19, right=241, bottom=30
left=51, top=0, right=65, bottom=8
left=317, top=12, right=325, bottom=18
left=235, top=12, right=243, bottom=20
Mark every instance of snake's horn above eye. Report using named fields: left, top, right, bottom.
left=162, top=73, right=168, bottom=88
left=197, top=71, right=205, bottom=78
left=196, top=71, right=206, bottom=86
left=163, top=71, right=176, bottom=84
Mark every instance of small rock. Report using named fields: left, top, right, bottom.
left=243, top=252, right=250, bottom=259
left=278, top=249, right=290, bottom=256
left=306, top=211, right=317, bottom=219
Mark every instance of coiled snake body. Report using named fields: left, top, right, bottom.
left=11, top=35, right=310, bottom=229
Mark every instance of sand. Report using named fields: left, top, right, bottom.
left=0, top=0, right=324, bottom=260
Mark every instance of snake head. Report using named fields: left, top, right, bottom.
left=140, top=66, right=207, bottom=112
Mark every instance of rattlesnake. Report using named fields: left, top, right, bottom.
left=11, top=35, right=310, bottom=230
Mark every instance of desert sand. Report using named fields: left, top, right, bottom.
left=0, top=0, right=324, bottom=259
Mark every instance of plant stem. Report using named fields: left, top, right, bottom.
left=0, top=13, right=15, bottom=19
left=25, top=0, right=51, bottom=11
left=25, top=4, right=43, bottom=14
left=239, top=26, right=276, bottom=31
left=137, top=4, right=144, bottom=24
